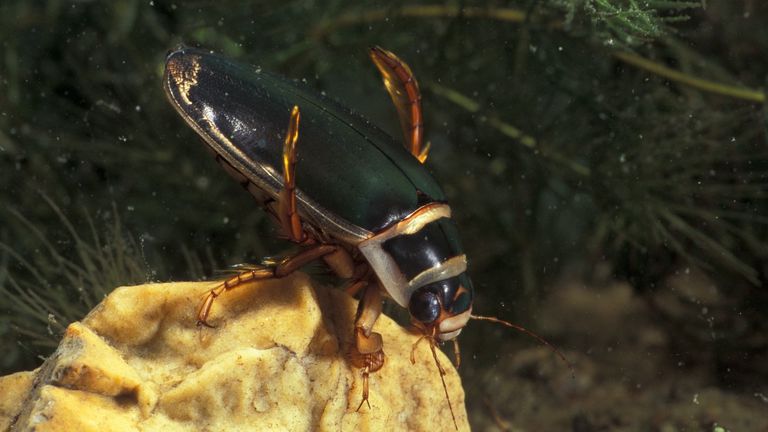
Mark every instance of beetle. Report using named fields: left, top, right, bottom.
left=163, top=46, right=567, bottom=429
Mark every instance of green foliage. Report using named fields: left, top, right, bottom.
left=0, top=198, right=147, bottom=369
left=551, top=0, right=702, bottom=46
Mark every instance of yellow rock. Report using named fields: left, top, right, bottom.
left=0, top=273, right=469, bottom=431
left=0, top=372, right=33, bottom=431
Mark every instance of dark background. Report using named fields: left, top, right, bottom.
left=2, top=1, right=767, bottom=430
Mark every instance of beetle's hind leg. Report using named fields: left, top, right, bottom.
left=369, top=47, right=429, bottom=163
left=278, top=105, right=306, bottom=244
left=348, top=283, right=385, bottom=410
left=196, top=244, right=339, bottom=327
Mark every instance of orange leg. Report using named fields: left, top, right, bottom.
left=369, top=47, right=429, bottom=163
left=452, top=338, right=462, bottom=369
left=278, top=105, right=306, bottom=243
left=196, top=244, right=338, bottom=327
left=322, top=246, right=356, bottom=279
left=343, top=264, right=374, bottom=297
left=348, top=284, right=385, bottom=410
left=344, top=279, right=368, bottom=297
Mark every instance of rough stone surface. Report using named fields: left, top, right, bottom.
left=0, top=273, right=468, bottom=431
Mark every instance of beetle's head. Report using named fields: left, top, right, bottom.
left=408, top=273, right=473, bottom=341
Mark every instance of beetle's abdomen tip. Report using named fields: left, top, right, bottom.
left=164, top=48, right=202, bottom=106
left=166, top=43, right=189, bottom=57
left=165, top=48, right=191, bottom=71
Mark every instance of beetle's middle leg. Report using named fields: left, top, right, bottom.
left=277, top=105, right=306, bottom=243
left=348, top=283, right=385, bottom=411
left=197, top=243, right=338, bottom=327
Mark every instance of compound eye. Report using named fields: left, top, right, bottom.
left=409, top=290, right=441, bottom=324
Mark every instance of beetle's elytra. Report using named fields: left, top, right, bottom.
left=163, top=46, right=474, bottom=428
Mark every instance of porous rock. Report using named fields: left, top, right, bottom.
left=0, top=273, right=468, bottom=431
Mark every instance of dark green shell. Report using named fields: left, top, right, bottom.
left=164, top=48, right=446, bottom=241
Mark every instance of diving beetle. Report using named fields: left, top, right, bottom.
left=163, top=46, right=566, bottom=428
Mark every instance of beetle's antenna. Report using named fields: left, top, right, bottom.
left=471, top=314, right=575, bottom=378
left=412, top=335, right=460, bottom=430
left=410, top=335, right=428, bottom=364
left=428, top=339, right=459, bottom=431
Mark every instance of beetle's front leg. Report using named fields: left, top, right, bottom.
left=348, top=283, right=385, bottom=411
